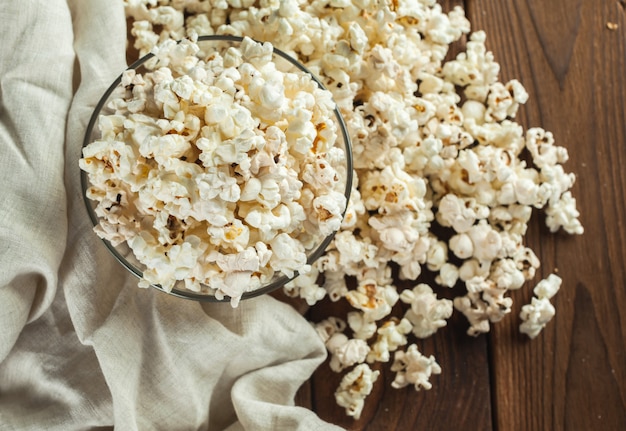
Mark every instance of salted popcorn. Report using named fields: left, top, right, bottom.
left=81, top=36, right=348, bottom=305
left=391, top=344, right=442, bottom=391
left=122, top=0, right=583, bottom=418
left=520, top=274, right=562, bottom=338
left=334, top=364, right=380, bottom=420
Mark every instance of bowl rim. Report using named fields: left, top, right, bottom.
left=81, top=34, right=353, bottom=302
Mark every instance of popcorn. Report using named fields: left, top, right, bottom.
left=313, top=316, right=347, bottom=344
left=485, top=80, right=527, bottom=122
left=366, top=318, right=412, bottom=363
left=122, top=0, right=583, bottom=418
left=435, top=262, right=459, bottom=288
left=347, top=311, right=378, bottom=341
left=391, top=344, right=442, bottom=391
left=284, top=266, right=326, bottom=306
left=334, top=364, right=380, bottom=420
left=520, top=274, right=562, bottom=338
left=449, top=232, right=474, bottom=260
left=545, top=191, right=584, bottom=235
left=489, top=258, right=526, bottom=290
left=466, top=221, right=503, bottom=262
left=400, top=284, right=453, bottom=338
left=326, top=333, right=370, bottom=372
left=81, top=36, right=348, bottom=305
left=454, top=276, right=513, bottom=336
left=345, top=279, right=399, bottom=322
left=436, top=193, right=480, bottom=233
left=525, top=127, right=569, bottom=169
left=425, top=240, right=448, bottom=271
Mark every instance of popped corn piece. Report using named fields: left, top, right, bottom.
left=436, top=193, right=479, bottom=233
left=401, top=283, right=454, bottom=339
left=312, top=191, right=348, bottom=236
left=425, top=240, right=448, bottom=272
left=545, top=191, right=584, bottom=235
left=314, top=316, right=347, bottom=344
left=268, top=233, right=310, bottom=279
left=366, top=318, right=412, bottom=363
left=485, top=80, right=527, bottom=122
left=334, top=364, right=380, bottom=420
left=130, top=232, right=205, bottom=293
left=332, top=230, right=380, bottom=273
left=489, top=258, right=526, bottom=290
left=361, top=164, right=423, bottom=214
left=533, top=273, right=562, bottom=300
left=454, top=276, right=513, bottom=336
left=449, top=232, right=473, bottom=260
left=345, top=279, right=399, bottom=322
left=458, top=258, right=492, bottom=283
left=391, top=344, right=441, bottom=391
left=368, top=214, right=420, bottom=254
left=392, top=233, right=432, bottom=281
left=512, top=246, right=541, bottom=281
left=347, top=311, right=378, bottom=341
left=284, top=266, right=326, bottom=306
left=520, top=274, right=562, bottom=338
left=525, top=127, right=569, bottom=168
left=435, top=262, right=460, bottom=288
left=466, top=221, right=503, bottom=263
left=326, top=332, right=370, bottom=372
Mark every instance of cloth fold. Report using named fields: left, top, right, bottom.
left=0, top=1, right=342, bottom=429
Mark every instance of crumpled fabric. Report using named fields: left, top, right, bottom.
left=0, top=1, right=341, bottom=430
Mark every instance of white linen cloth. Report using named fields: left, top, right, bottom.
left=0, top=1, right=342, bottom=429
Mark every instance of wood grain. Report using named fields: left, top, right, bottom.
left=468, top=0, right=626, bottom=430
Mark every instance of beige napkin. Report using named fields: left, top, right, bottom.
left=0, top=1, right=342, bottom=429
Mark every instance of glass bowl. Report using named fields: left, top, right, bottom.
left=80, top=35, right=353, bottom=303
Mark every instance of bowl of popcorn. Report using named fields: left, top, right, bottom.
left=79, top=35, right=353, bottom=306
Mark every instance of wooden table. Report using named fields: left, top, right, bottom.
left=293, top=1, right=626, bottom=429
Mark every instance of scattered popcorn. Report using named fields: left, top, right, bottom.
left=334, top=363, right=380, bottom=420
left=345, top=279, right=399, bottom=322
left=284, top=266, right=326, bottom=306
left=347, top=311, right=378, bottom=341
left=121, top=0, right=583, bottom=418
left=520, top=274, right=562, bottom=338
left=366, top=318, right=412, bottom=363
left=453, top=276, right=513, bottom=336
left=81, top=36, right=348, bottom=305
left=391, top=344, right=442, bottom=391
left=435, top=262, right=459, bottom=288
left=400, top=284, right=453, bottom=338
left=326, top=332, right=371, bottom=373
left=313, top=316, right=347, bottom=345
left=545, top=191, right=584, bottom=235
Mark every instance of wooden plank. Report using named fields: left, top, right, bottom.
left=467, top=0, right=626, bottom=429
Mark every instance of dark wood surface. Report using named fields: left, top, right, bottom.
left=295, top=1, right=626, bottom=430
